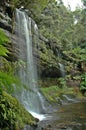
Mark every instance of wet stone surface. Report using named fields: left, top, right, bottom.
left=35, top=101, right=86, bottom=130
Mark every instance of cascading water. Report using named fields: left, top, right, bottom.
left=56, top=49, right=66, bottom=78
left=15, top=9, right=46, bottom=120
left=58, top=63, right=65, bottom=77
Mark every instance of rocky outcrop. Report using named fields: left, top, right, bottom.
left=1, top=3, right=82, bottom=78
left=0, top=12, right=12, bottom=32
left=0, top=4, right=62, bottom=78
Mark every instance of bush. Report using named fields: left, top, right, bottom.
left=0, top=91, right=35, bottom=130
left=80, top=74, right=86, bottom=95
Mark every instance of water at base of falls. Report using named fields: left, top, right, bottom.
left=15, top=9, right=47, bottom=120
left=29, top=112, right=46, bottom=121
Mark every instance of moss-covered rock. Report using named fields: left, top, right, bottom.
left=0, top=91, right=35, bottom=130
left=41, top=85, right=85, bottom=104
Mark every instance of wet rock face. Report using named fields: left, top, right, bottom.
left=23, top=125, right=38, bottom=130
left=0, top=18, right=12, bottom=32
left=0, top=4, right=62, bottom=78
left=0, top=5, right=12, bottom=32
left=0, top=1, right=13, bottom=17
left=40, top=67, right=61, bottom=78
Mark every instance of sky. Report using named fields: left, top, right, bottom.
left=62, top=0, right=83, bottom=11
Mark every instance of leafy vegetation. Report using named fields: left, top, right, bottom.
left=0, top=0, right=86, bottom=129
left=41, top=85, right=76, bottom=103
left=41, top=82, right=85, bottom=103
left=80, top=74, right=86, bottom=95
left=6, top=0, right=49, bottom=19
left=0, top=29, right=21, bottom=93
left=0, top=26, right=35, bottom=130
left=0, top=91, right=35, bottom=130
left=0, top=29, right=10, bottom=56
left=0, top=71, right=21, bottom=93
left=38, top=0, right=86, bottom=63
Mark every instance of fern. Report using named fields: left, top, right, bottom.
left=0, top=45, right=9, bottom=56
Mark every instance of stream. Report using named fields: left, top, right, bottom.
left=32, top=100, right=86, bottom=130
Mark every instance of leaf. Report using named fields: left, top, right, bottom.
left=0, top=45, right=9, bottom=56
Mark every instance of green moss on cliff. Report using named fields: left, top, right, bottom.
left=0, top=91, right=35, bottom=130
left=0, top=28, right=10, bottom=56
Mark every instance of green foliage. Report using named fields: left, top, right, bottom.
left=0, top=58, right=22, bottom=94
left=0, top=29, right=10, bottom=56
left=0, top=29, right=22, bottom=93
left=26, top=0, right=49, bottom=14
left=0, top=58, right=18, bottom=75
left=0, top=29, right=9, bottom=43
left=82, top=0, right=86, bottom=7
left=9, top=0, right=49, bottom=17
left=63, top=47, right=86, bottom=61
left=0, top=45, right=9, bottom=56
left=0, top=91, right=35, bottom=129
left=0, top=14, right=28, bottom=130
left=38, top=1, right=86, bottom=67
left=41, top=86, right=74, bottom=103
left=0, top=71, right=21, bottom=93
left=58, top=78, right=66, bottom=88
left=80, top=74, right=86, bottom=91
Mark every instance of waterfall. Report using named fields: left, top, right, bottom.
left=56, top=49, right=66, bottom=78
left=59, top=63, right=65, bottom=77
left=15, top=9, right=46, bottom=119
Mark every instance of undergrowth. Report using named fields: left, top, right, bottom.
left=0, top=91, right=35, bottom=130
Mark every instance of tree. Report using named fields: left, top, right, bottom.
left=8, top=0, right=49, bottom=16
left=81, top=0, right=86, bottom=7
left=38, top=0, right=86, bottom=64
left=39, top=1, right=74, bottom=49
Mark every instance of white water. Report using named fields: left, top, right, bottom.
left=62, top=94, right=76, bottom=102
left=15, top=9, right=46, bottom=120
left=58, top=63, right=65, bottom=77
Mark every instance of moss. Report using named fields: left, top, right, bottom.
left=0, top=91, right=35, bottom=130
left=41, top=85, right=85, bottom=103
left=0, top=28, right=10, bottom=56
left=0, top=71, right=21, bottom=93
